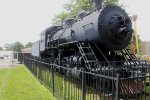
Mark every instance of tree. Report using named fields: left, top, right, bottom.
left=12, top=41, right=24, bottom=52
left=25, top=42, right=33, bottom=48
left=104, top=0, right=119, bottom=5
left=52, top=11, right=68, bottom=26
left=4, top=43, right=12, bottom=51
left=0, top=46, right=3, bottom=51
left=52, top=0, right=119, bottom=25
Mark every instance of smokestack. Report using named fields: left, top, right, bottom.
left=93, top=0, right=102, bottom=9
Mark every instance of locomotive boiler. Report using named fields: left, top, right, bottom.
left=46, top=5, right=132, bottom=50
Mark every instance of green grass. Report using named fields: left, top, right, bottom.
left=0, top=66, right=56, bottom=100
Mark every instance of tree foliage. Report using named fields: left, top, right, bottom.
left=104, top=0, right=119, bottom=5
left=25, top=42, right=33, bottom=48
left=4, top=43, right=12, bottom=51
left=52, top=0, right=119, bottom=25
left=53, top=11, right=68, bottom=25
left=0, top=46, right=3, bottom=51
left=12, top=41, right=24, bottom=52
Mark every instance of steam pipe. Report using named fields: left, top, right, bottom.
left=93, top=0, right=102, bottom=9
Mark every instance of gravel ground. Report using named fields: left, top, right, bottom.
left=0, top=59, right=21, bottom=68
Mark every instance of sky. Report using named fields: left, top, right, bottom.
left=0, top=0, right=149, bottom=47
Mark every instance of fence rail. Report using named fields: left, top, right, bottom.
left=24, top=57, right=150, bottom=100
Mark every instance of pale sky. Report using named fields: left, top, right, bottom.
left=0, top=0, right=149, bottom=47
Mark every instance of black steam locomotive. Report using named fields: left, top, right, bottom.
left=33, top=1, right=133, bottom=70
left=32, top=0, right=148, bottom=78
left=31, top=0, right=149, bottom=95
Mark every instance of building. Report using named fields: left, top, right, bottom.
left=13, top=48, right=31, bottom=60
left=140, top=41, right=150, bottom=55
left=0, top=51, right=13, bottom=59
left=130, top=34, right=136, bottom=54
left=21, top=48, right=31, bottom=53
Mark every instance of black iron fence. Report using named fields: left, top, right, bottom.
left=24, top=57, right=150, bottom=100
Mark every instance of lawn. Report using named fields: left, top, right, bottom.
left=0, top=66, right=56, bottom=100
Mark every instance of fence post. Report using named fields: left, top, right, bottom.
left=82, top=69, right=86, bottom=100
left=52, top=64, right=55, bottom=96
left=115, top=74, right=121, bottom=100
